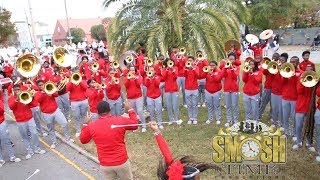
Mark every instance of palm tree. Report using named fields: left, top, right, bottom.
left=103, top=0, right=249, bottom=60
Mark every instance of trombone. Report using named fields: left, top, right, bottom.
left=300, top=70, right=319, bottom=87
left=280, top=63, right=295, bottom=78
left=203, top=66, right=211, bottom=73
left=112, top=77, right=120, bottom=84
left=185, top=60, right=192, bottom=68
left=179, top=47, right=186, bottom=55
left=70, top=72, right=82, bottom=84
left=112, top=61, right=120, bottom=69
left=167, top=60, right=175, bottom=68
left=225, top=60, right=232, bottom=69
left=196, top=52, right=204, bottom=60
left=146, top=69, right=154, bottom=78
left=127, top=71, right=135, bottom=79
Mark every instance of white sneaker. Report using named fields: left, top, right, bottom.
left=141, top=128, right=147, bottom=133
left=159, top=125, right=164, bottom=129
left=292, top=143, right=302, bottom=150
left=0, top=160, right=5, bottom=167
left=206, top=120, right=211, bottom=124
left=292, top=137, right=297, bottom=142
left=42, top=132, right=48, bottom=137
left=224, top=123, right=230, bottom=127
left=26, top=153, right=33, bottom=160
left=177, top=119, right=182, bottom=125
left=10, top=157, right=21, bottom=163
left=202, top=104, right=206, bottom=107
left=193, top=121, right=198, bottom=125
left=306, top=144, right=316, bottom=152
left=280, top=127, right=285, bottom=132
left=68, top=119, right=71, bottom=122
left=187, top=120, right=192, bottom=125
left=162, top=108, right=165, bottom=112
left=34, top=149, right=46, bottom=154
left=67, top=139, right=75, bottom=143
left=197, top=104, right=200, bottom=107
left=75, top=133, right=80, bottom=138
left=183, top=105, right=187, bottom=108
left=50, top=144, right=56, bottom=149
left=316, top=156, right=320, bottom=162
left=216, top=121, right=221, bottom=125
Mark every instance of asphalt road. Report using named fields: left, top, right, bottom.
left=0, top=120, right=104, bottom=180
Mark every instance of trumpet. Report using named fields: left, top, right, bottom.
left=301, top=70, right=319, bottom=87
left=225, top=60, right=232, bottom=69
left=243, top=65, right=252, bottom=73
left=91, top=62, right=99, bottom=71
left=112, top=77, right=120, bottom=84
left=127, top=71, right=135, bottom=79
left=261, top=57, right=271, bottom=69
left=18, top=90, right=35, bottom=105
left=44, top=81, right=58, bottom=95
left=197, top=52, right=204, bottom=60
left=267, top=61, right=279, bottom=74
left=71, top=72, right=82, bottom=84
left=146, top=59, right=153, bottom=67
left=112, top=61, right=120, bottom=69
left=125, top=55, right=134, bottom=64
left=146, top=70, right=154, bottom=78
left=179, top=47, right=186, bottom=55
left=185, top=60, right=192, bottom=68
left=280, top=63, right=295, bottom=78
left=203, top=66, right=210, bottom=73
left=96, top=82, right=107, bottom=89
left=167, top=60, right=174, bottom=68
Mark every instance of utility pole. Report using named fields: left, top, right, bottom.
left=28, top=0, right=39, bottom=55
left=64, top=0, right=72, bottom=44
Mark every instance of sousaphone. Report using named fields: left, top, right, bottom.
left=245, top=34, right=259, bottom=45
left=16, top=53, right=41, bottom=78
left=259, top=29, right=274, bottom=40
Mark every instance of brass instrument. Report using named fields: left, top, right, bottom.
left=127, top=71, right=135, bottom=79
left=280, top=63, right=295, bottom=78
left=243, top=65, right=252, bottom=73
left=101, top=83, right=107, bottom=88
left=16, top=53, right=41, bottom=78
left=225, top=60, right=232, bottom=69
left=91, top=62, right=99, bottom=71
left=261, top=57, right=271, bottom=69
left=125, top=55, right=134, bottom=64
left=185, top=60, right=192, bottom=68
left=53, top=47, right=74, bottom=67
left=167, top=60, right=174, bottom=68
left=301, top=71, right=319, bottom=87
left=146, top=59, right=153, bottom=67
left=196, top=52, right=204, bottom=60
left=96, top=82, right=107, bottom=89
left=203, top=66, right=210, bottom=73
left=112, top=77, right=120, bottom=84
left=112, top=61, right=120, bottom=69
left=44, top=81, right=58, bottom=95
left=179, top=47, right=186, bottom=55
left=71, top=72, right=82, bottom=84
left=267, top=61, right=279, bottom=74
left=18, top=90, right=35, bottom=105
left=146, top=69, right=154, bottom=78
left=57, top=77, right=68, bottom=91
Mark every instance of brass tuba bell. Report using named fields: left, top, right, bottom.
left=44, top=81, right=58, bottom=95
left=300, top=70, right=319, bottom=87
left=53, top=47, right=74, bottom=67
left=280, top=63, right=295, bottom=78
left=71, top=72, right=82, bottom=84
left=16, top=53, right=41, bottom=78
left=267, top=61, right=279, bottom=74
left=261, top=57, right=271, bottom=70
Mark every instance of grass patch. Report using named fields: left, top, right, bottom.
left=56, top=64, right=320, bottom=180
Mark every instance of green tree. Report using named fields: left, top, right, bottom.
left=70, top=28, right=85, bottom=44
left=90, top=24, right=106, bottom=41
left=291, top=0, right=320, bottom=28
left=103, top=0, right=248, bottom=60
left=0, top=8, right=16, bottom=45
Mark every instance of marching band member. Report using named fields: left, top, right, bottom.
left=0, top=99, right=21, bottom=166
left=106, top=69, right=123, bottom=115
left=86, top=79, right=105, bottom=121
left=41, top=60, right=53, bottom=79
left=124, top=65, right=146, bottom=132
left=80, top=101, right=138, bottom=180
left=299, top=51, right=316, bottom=72
left=8, top=84, right=46, bottom=159
left=293, top=65, right=316, bottom=152
left=184, top=56, right=199, bottom=125
left=315, top=83, right=320, bottom=162
left=145, top=67, right=163, bottom=129
left=162, top=58, right=179, bottom=125
left=259, top=53, right=280, bottom=120
left=195, top=50, right=208, bottom=107
left=154, top=55, right=166, bottom=107
left=66, top=74, right=88, bottom=137
left=35, top=80, right=74, bottom=148
left=49, top=66, right=71, bottom=121
left=79, top=56, right=92, bottom=80
left=2, top=60, right=13, bottom=78
left=204, top=61, right=223, bottom=124
left=98, top=54, right=110, bottom=72
left=148, top=121, right=220, bottom=180
left=249, top=40, right=268, bottom=59
left=281, top=56, right=300, bottom=139
left=270, top=53, right=288, bottom=128
left=222, top=53, right=240, bottom=127
left=90, top=64, right=107, bottom=84
left=242, top=60, right=262, bottom=121
left=176, top=54, right=187, bottom=107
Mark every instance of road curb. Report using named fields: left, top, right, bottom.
left=41, top=125, right=100, bottom=164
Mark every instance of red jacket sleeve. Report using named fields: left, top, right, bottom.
left=242, top=72, right=249, bottom=83
left=253, top=71, right=263, bottom=84
left=316, top=86, right=320, bottom=97
left=80, top=125, right=92, bottom=144
left=8, top=96, right=17, bottom=110
left=155, top=134, right=173, bottom=165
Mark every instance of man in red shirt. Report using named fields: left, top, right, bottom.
left=106, top=69, right=123, bottom=116
left=9, top=85, right=46, bottom=159
left=299, top=51, right=316, bottom=72
left=86, top=79, right=104, bottom=121
left=80, top=101, right=138, bottom=179
left=314, top=84, right=320, bottom=162
left=36, top=80, right=74, bottom=148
